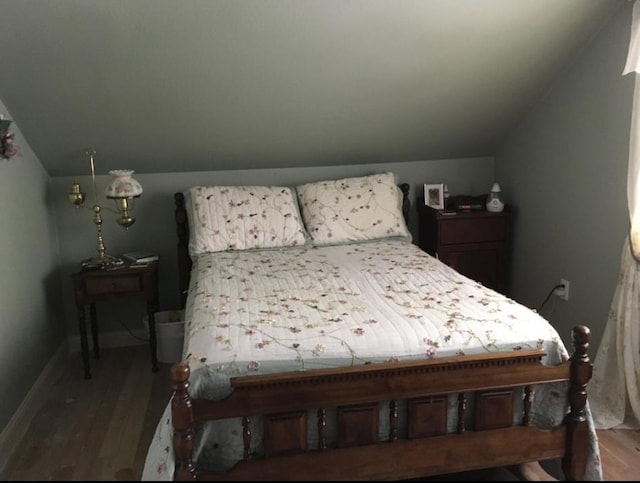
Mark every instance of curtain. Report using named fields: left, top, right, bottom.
left=625, top=0, right=640, bottom=260
left=590, top=237, right=640, bottom=429
left=589, top=1, right=640, bottom=430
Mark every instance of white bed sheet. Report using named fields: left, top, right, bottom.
left=142, top=239, right=602, bottom=480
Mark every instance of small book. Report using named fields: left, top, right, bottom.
left=123, top=250, right=159, bottom=264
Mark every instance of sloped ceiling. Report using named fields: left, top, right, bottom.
left=0, top=0, right=623, bottom=176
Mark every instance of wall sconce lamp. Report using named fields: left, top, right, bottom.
left=0, top=116, right=18, bottom=160
left=68, top=148, right=143, bottom=268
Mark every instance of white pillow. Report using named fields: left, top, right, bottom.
left=296, top=172, right=410, bottom=246
left=188, top=185, right=308, bottom=255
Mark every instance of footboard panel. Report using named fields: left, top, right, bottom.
left=197, top=426, right=566, bottom=481
left=171, top=326, right=592, bottom=481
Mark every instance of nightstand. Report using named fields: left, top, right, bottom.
left=70, top=260, right=159, bottom=379
left=417, top=202, right=513, bottom=295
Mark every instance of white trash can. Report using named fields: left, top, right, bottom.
left=144, top=310, right=185, bottom=364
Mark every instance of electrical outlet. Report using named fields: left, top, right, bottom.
left=554, top=278, right=570, bottom=301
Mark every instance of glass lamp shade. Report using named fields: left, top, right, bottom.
left=105, top=170, right=143, bottom=199
left=0, top=119, right=11, bottom=133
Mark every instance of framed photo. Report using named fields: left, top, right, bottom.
left=424, top=183, right=444, bottom=210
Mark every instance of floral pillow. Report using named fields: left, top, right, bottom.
left=188, top=185, right=308, bottom=255
left=295, top=172, right=410, bottom=246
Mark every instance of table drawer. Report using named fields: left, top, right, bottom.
left=439, top=217, right=506, bottom=245
left=84, top=275, right=142, bottom=295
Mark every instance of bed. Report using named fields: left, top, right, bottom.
left=142, top=172, right=601, bottom=481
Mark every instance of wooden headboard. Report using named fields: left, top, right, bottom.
left=174, top=183, right=411, bottom=308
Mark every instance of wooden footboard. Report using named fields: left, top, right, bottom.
left=170, top=325, right=592, bottom=481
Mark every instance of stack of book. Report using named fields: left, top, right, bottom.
left=122, top=250, right=159, bottom=267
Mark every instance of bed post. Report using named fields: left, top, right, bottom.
left=399, top=183, right=410, bottom=224
left=171, top=363, right=198, bottom=481
left=175, top=193, right=192, bottom=309
left=562, top=325, right=592, bottom=481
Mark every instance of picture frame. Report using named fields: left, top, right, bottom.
left=424, top=183, right=444, bottom=210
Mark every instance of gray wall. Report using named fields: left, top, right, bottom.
left=51, top=157, right=495, bottom=337
left=0, top=99, right=64, bottom=433
left=495, top=2, right=633, bottom=355
left=0, top=1, right=620, bottom=177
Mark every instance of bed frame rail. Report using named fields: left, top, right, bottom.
left=171, top=325, right=592, bottom=481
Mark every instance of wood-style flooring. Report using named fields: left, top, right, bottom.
left=1, top=345, right=173, bottom=481
left=0, top=345, right=639, bottom=481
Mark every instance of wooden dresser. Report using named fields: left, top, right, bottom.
left=417, top=202, right=513, bottom=295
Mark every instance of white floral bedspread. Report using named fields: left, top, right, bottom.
left=142, top=239, right=602, bottom=480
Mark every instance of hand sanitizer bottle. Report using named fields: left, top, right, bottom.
left=486, top=183, right=504, bottom=212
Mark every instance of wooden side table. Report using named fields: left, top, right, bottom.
left=417, top=202, right=513, bottom=295
left=70, top=261, right=159, bottom=379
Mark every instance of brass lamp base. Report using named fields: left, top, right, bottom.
left=80, top=254, right=125, bottom=271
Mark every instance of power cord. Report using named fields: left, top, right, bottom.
left=538, top=283, right=565, bottom=312
left=109, top=301, right=150, bottom=342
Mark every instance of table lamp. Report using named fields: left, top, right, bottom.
left=68, top=148, right=143, bottom=268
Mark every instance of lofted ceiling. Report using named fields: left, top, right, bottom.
left=0, top=0, right=624, bottom=176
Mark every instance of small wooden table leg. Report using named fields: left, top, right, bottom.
left=147, top=305, right=159, bottom=372
left=89, top=302, right=100, bottom=360
left=76, top=304, right=91, bottom=379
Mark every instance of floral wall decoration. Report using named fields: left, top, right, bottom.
left=0, top=114, right=18, bottom=160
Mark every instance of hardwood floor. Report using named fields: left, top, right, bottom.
left=597, top=428, right=640, bottom=480
left=0, top=344, right=639, bottom=481
left=0, top=345, right=173, bottom=481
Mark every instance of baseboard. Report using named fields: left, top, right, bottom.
left=67, top=329, right=148, bottom=353
left=0, top=341, right=69, bottom=475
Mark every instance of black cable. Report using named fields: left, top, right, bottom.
left=109, top=302, right=150, bottom=342
left=538, top=283, right=565, bottom=312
